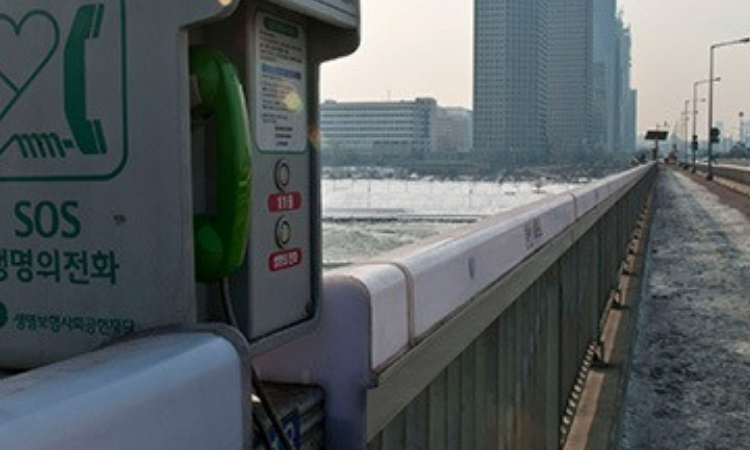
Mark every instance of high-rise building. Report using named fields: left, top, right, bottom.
left=474, top=0, right=635, bottom=164
left=473, top=0, right=549, bottom=169
left=547, top=0, right=594, bottom=159
left=593, top=0, right=618, bottom=153
left=623, top=89, right=638, bottom=154
left=618, top=22, right=637, bottom=154
left=593, top=7, right=638, bottom=155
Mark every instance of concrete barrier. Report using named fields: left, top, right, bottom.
left=712, top=163, right=750, bottom=185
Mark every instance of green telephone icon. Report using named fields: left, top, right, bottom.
left=0, top=4, right=107, bottom=161
left=190, top=46, right=252, bottom=282
left=64, top=3, right=107, bottom=155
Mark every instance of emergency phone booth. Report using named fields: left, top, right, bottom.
left=0, top=0, right=360, bottom=368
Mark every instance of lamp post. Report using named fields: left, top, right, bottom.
left=707, top=37, right=750, bottom=180
left=683, top=100, right=690, bottom=164
left=692, top=77, right=718, bottom=172
left=740, top=111, right=745, bottom=146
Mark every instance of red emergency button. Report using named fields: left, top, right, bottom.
left=268, top=248, right=302, bottom=272
left=268, top=192, right=302, bottom=212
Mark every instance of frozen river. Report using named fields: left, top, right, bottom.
left=619, top=170, right=750, bottom=449
left=322, top=177, right=581, bottom=265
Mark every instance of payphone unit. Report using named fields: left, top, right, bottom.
left=0, top=0, right=359, bottom=368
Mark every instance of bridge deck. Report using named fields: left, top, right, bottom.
left=572, top=167, right=750, bottom=449
left=619, top=168, right=750, bottom=448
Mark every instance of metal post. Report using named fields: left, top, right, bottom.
left=683, top=100, right=690, bottom=164
left=707, top=37, right=750, bottom=181
left=708, top=46, right=716, bottom=180
left=693, top=77, right=719, bottom=173
left=692, top=81, right=700, bottom=172
left=740, top=111, right=745, bottom=146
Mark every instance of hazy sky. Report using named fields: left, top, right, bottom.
left=320, top=0, right=750, bottom=139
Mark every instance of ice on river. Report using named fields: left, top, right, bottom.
left=321, top=177, right=581, bottom=266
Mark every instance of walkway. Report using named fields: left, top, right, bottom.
left=619, top=168, right=750, bottom=449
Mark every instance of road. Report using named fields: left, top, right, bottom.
left=619, top=168, right=750, bottom=449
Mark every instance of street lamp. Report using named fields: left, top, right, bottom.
left=692, top=77, right=719, bottom=172
left=707, top=36, right=750, bottom=180
left=740, top=111, right=745, bottom=146
left=683, top=100, right=690, bottom=164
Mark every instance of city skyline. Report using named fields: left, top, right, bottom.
left=320, top=0, right=750, bottom=140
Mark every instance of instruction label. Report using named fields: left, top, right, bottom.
left=0, top=1, right=126, bottom=181
left=255, top=13, right=307, bottom=153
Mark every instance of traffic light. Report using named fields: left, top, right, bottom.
left=710, top=127, right=721, bottom=144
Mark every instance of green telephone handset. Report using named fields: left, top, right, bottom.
left=190, top=47, right=251, bottom=282
left=64, top=4, right=108, bottom=155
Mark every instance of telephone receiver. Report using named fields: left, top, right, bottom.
left=64, top=3, right=108, bottom=155
left=190, top=46, right=251, bottom=282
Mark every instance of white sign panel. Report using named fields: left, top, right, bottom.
left=255, top=12, right=307, bottom=153
left=0, top=0, right=236, bottom=368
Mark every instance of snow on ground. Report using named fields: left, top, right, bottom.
left=619, top=170, right=750, bottom=449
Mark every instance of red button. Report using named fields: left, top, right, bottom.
left=268, top=192, right=302, bottom=212
left=268, top=248, right=303, bottom=272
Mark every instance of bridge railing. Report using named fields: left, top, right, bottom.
left=255, top=163, right=657, bottom=449
left=694, top=162, right=750, bottom=186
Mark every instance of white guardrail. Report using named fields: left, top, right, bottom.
left=255, top=163, right=654, bottom=449
left=0, top=326, right=252, bottom=450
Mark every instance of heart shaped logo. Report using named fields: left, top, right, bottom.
left=0, top=11, right=60, bottom=123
